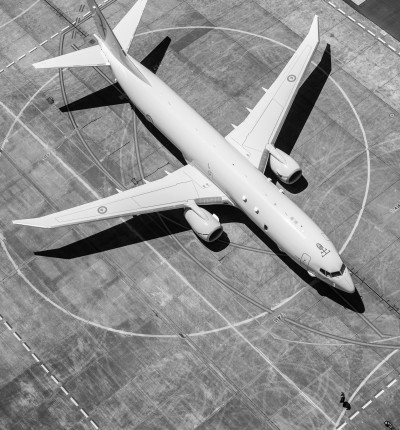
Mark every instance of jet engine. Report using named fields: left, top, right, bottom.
left=269, top=148, right=302, bottom=184
left=184, top=203, right=223, bottom=242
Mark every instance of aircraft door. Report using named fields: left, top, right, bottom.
left=300, top=253, right=311, bottom=269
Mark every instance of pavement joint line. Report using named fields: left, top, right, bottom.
left=362, top=399, right=372, bottom=409
left=22, top=342, right=30, bottom=351
left=387, top=378, right=397, bottom=387
left=350, top=411, right=359, bottom=420
left=60, top=386, right=69, bottom=395
left=4, top=321, right=12, bottom=330
left=31, top=353, right=40, bottom=362
left=41, top=364, right=49, bottom=373
left=51, top=375, right=59, bottom=384
left=375, top=389, right=384, bottom=398
left=70, top=397, right=79, bottom=407
left=80, top=409, right=89, bottom=418
left=90, top=420, right=99, bottom=429
left=13, top=332, right=22, bottom=341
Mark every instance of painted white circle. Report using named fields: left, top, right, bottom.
left=98, top=206, right=107, bottom=214
left=287, top=74, right=296, bottom=82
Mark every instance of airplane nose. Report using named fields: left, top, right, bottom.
left=334, top=269, right=355, bottom=293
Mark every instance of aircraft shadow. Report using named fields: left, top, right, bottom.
left=36, top=202, right=364, bottom=313
left=268, top=43, right=332, bottom=194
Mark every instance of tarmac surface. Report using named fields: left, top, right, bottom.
left=1, top=0, right=400, bottom=429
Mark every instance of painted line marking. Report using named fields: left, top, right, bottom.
left=60, top=386, right=69, bottom=395
left=0, top=70, right=3, bottom=74
left=51, top=375, right=59, bottom=384
left=84, top=11, right=90, bottom=17
left=375, top=389, right=384, bottom=398
left=22, top=342, right=30, bottom=351
left=17, top=54, right=26, bottom=61
left=4, top=321, right=12, bottom=330
left=328, top=1, right=336, bottom=6
left=367, top=30, right=375, bottom=36
left=387, top=379, right=397, bottom=387
left=28, top=47, right=37, bottom=53
left=13, top=332, right=22, bottom=341
left=362, top=399, right=372, bottom=409
left=61, top=25, right=69, bottom=32
left=338, top=8, right=346, bottom=14
left=337, top=423, right=346, bottom=429
left=378, top=37, right=386, bottom=44
left=6, top=62, right=15, bottom=68
left=41, top=364, right=49, bottom=373
left=90, top=421, right=99, bottom=429
left=50, top=32, right=59, bottom=39
left=0, top=314, right=2, bottom=320
left=31, top=353, right=40, bottom=362
left=357, top=23, right=365, bottom=29
left=348, top=16, right=356, bottom=22
left=388, top=45, right=396, bottom=51
left=39, top=40, right=48, bottom=45
left=350, top=411, right=359, bottom=420
left=80, top=409, right=89, bottom=418
left=70, top=397, right=78, bottom=407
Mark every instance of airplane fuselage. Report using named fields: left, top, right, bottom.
left=99, top=39, right=354, bottom=293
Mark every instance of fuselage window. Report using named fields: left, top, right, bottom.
left=264, top=225, right=268, bottom=231
left=320, top=263, right=346, bottom=278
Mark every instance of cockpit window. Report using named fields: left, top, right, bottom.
left=320, top=264, right=346, bottom=278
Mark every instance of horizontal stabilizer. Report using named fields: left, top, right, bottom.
left=113, top=0, right=148, bottom=52
left=33, top=45, right=109, bottom=69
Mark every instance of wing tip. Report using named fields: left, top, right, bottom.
left=309, top=15, right=319, bottom=42
left=13, top=218, right=52, bottom=228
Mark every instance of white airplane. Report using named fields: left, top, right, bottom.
left=13, top=0, right=355, bottom=293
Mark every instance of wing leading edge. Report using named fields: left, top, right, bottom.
left=13, top=165, right=230, bottom=228
left=225, top=15, right=320, bottom=172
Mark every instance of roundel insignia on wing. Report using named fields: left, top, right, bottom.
left=98, top=206, right=108, bottom=214
left=287, top=74, right=296, bottom=82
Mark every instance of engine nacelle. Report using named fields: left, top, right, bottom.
left=269, top=148, right=302, bottom=184
left=184, top=206, right=223, bottom=242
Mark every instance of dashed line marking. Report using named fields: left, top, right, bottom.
left=39, top=40, right=48, bottom=45
left=84, top=11, right=90, bottom=17
left=328, top=1, right=336, bottom=6
left=357, top=22, right=365, bottom=29
left=350, top=411, right=359, bottom=420
left=91, top=421, right=99, bottom=429
left=80, top=409, right=89, bottom=418
left=6, top=62, right=15, bottom=68
left=70, top=397, right=79, bottom=407
left=61, top=25, right=69, bottom=32
left=0, top=314, right=3, bottom=320
left=22, top=342, right=30, bottom=351
left=50, top=32, right=59, bottom=39
left=348, top=16, right=356, bottom=22
left=28, top=47, right=37, bottom=53
left=51, top=375, right=59, bottom=384
left=31, top=353, right=40, bottom=362
left=41, top=364, right=49, bottom=373
left=338, top=8, right=346, bottom=14
left=13, top=332, right=22, bottom=341
left=375, top=389, right=384, bottom=398
left=388, top=45, right=396, bottom=51
left=4, top=321, right=12, bottom=330
left=387, top=379, right=397, bottom=388
left=60, top=386, right=69, bottom=395
left=378, top=37, right=386, bottom=44
left=0, top=70, right=3, bottom=73
left=367, top=30, right=375, bottom=36
left=362, top=400, right=372, bottom=409
left=337, top=423, right=346, bottom=430
left=17, top=54, right=26, bottom=61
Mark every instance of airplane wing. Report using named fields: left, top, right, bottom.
left=225, top=16, right=319, bottom=172
left=13, top=165, right=231, bottom=228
